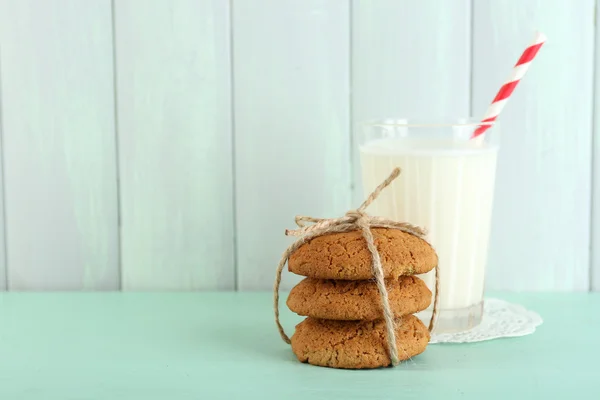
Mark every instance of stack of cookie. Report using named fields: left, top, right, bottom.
left=286, top=227, right=437, bottom=369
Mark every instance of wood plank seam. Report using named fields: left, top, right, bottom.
left=468, top=0, right=474, bottom=118
left=229, top=0, right=240, bottom=291
left=349, top=0, right=356, bottom=206
left=110, top=0, right=123, bottom=291
left=0, top=47, right=7, bottom=290
left=591, top=0, right=599, bottom=292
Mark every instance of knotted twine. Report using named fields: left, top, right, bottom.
left=274, top=167, right=440, bottom=366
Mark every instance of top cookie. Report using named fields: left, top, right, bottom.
left=288, top=227, right=437, bottom=280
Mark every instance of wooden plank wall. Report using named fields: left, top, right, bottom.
left=473, top=0, right=594, bottom=291
left=0, top=0, right=119, bottom=290
left=351, top=0, right=471, bottom=202
left=0, top=53, right=4, bottom=290
left=233, top=0, right=351, bottom=290
left=0, top=0, right=596, bottom=291
left=114, top=0, right=234, bottom=290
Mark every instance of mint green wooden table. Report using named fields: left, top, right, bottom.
left=0, top=292, right=598, bottom=399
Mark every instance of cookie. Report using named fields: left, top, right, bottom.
left=291, top=314, right=430, bottom=369
left=288, top=228, right=437, bottom=280
left=286, top=275, right=431, bottom=320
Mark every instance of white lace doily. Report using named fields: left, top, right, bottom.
left=429, top=298, right=543, bottom=344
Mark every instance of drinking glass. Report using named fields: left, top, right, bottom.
left=358, top=118, right=500, bottom=333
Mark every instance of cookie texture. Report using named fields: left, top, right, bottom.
left=291, top=314, right=429, bottom=369
left=288, top=228, right=437, bottom=280
left=287, top=275, right=431, bottom=320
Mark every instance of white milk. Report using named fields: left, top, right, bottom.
left=359, top=138, right=498, bottom=328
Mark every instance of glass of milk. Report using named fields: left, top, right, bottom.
left=358, top=118, right=500, bottom=333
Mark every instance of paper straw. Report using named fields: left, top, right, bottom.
left=471, top=31, right=547, bottom=139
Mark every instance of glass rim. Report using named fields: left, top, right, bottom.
left=361, top=117, right=497, bottom=128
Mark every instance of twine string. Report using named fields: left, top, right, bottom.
left=273, top=167, right=439, bottom=366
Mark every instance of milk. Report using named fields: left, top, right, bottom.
left=359, top=137, right=498, bottom=331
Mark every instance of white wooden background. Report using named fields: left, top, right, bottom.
left=0, top=0, right=596, bottom=291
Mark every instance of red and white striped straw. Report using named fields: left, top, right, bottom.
left=471, top=32, right=547, bottom=139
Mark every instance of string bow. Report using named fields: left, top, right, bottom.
left=274, top=167, right=439, bottom=366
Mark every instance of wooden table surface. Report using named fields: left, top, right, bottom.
left=0, top=292, right=598, bottom=399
